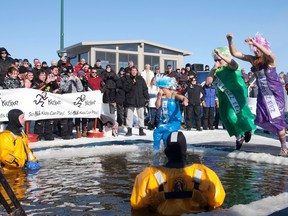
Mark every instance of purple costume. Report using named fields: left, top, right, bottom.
left=254, top=64, right=286, bottom=135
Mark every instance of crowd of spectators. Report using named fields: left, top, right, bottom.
left=2, top=47, right=286, bottom=141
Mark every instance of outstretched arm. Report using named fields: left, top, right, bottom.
left=227, top=34, right=254, bottom=64
left=175, top=92, right=188, bottom=106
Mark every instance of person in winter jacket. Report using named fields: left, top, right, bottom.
left=0, top=109, right=40, bottom=172
left=32, top=70, right=59, bottom=140
left=115, top=67, right=127, bottom=128
left=101, top=65, right=118, bottom=114
left=59, top=65, right=83, bottom=139
left=0, top=47, right=15, bottom=88
left=3, top=67, right=23, bottom=89
left=123, top=66, right=149, bottom=136
left=182, top=77, right=204, bottom=131
left=202, top=82, right=217, bottom=130
left=147, top=77, right=161, bottom=130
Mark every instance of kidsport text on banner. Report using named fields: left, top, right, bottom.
left=0, top=89, right=103, bottom=121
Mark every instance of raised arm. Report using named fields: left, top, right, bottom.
left=227, top=33, right=254, bottom=64
left=245, top=36, right=275, bottom=66
left=214, top=48, right=239, bottom=71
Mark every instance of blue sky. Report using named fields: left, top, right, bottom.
left=2, top=0, right=288, bottom=72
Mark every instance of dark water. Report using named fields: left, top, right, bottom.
left=1, top=143, right=288, bottom=216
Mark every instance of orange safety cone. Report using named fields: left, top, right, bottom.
left=25, top=121, right=38, bottom=143
left=87, top=118, right=104, bottom=138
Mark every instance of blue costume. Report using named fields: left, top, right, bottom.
left=153, top=95, right=182, bottom=151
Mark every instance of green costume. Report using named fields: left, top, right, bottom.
left=215, top=65, right=256, bottom=137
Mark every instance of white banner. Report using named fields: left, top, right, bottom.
left=0, top=89, right=103, bottom=121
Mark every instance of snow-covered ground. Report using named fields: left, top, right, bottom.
left=29, top=127, right=288, bottom=215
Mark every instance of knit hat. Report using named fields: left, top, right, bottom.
left=78, top=70, right=86, bottom=77
left=19, top=66, right=29, bottom=74
left=65, top=63, right=74, bottom=73
left=165, top=131, right=187, bottom=164
left=119, top=67, right=125, bottom=73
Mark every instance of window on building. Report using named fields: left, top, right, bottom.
left=164, top=60, right=177, bottom=71
left=95, top=51, right=116, bottom=71
left=94, top=45, right=117, bottom=50
left=162, top=49, right=179, bottom=55
left=144, top=44, right=160, bottom=54
left=118, top=44, right=138, bottom=51
left=79, top=53, right=88, bottom=62
left=69, top=57, right=78, bottom=66
left=69, top=52, right=88, bottom=66
left=144, top=55, right=160, bottom=71
left=119, top=53, right=138, bottom=69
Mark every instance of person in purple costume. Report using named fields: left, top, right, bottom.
left=227, top=33, right=288, bottom=157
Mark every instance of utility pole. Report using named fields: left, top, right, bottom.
left=60, top=0, right=64, bottom=50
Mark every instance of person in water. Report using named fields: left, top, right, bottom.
left=206, top=46, right=256, bottom=150
left=153, top=75, right=188, bottom=152
left=0, top=109, right=40, bottom=172
left=130, top=131, right=226, bottom=215
left=227, top=33, right=288, bottom=157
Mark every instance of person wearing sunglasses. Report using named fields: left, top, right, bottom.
left=206, top=47, right=256, bottom=150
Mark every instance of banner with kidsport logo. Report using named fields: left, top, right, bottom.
left=0, top=88, right=103, bottom=121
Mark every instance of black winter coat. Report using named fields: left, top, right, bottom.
left=115, top=75, right=126, bottom=104
left=182, top=84, right=204, bottom=105
left=101, top=70, right=118, bottom=89
left=123, top=75, right=149, bottom=107
left=0, top=57, right=14, bottom=86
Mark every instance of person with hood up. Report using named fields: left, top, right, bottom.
left=130, top=131, right=225, bottom=215
left=0, top=109, right=40, bottom=172
left=0, top=47, right=15, bottom=88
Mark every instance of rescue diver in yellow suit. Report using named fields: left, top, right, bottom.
left=130, top=131, right=225, bottom=215
left=0, top=109, right=40, bottom=173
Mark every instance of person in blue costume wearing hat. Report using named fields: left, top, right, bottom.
left=153, top=75, right=188, bottom=152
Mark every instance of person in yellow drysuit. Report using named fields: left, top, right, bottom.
left=130, top=131, right=225, bottom=215
left=0, top=109, right=40, bottom=173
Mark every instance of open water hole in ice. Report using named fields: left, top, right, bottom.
left=0, top=142, right=287, bottom=216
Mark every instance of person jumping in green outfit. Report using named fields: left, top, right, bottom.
left=206, top=46, right=256, bottom=150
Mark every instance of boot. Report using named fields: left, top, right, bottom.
left=139, top=127, right=146, bottom=136
left=76, top=126, right=82, bottom=138
left=148, top=123, right=154, bottom=130
left=126, top=127, right=132, bottom=136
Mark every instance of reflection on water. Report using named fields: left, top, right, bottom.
left=0, top=143, right=288, bottom=215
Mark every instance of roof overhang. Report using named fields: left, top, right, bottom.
left=57, top=40, right=192, bottom=56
